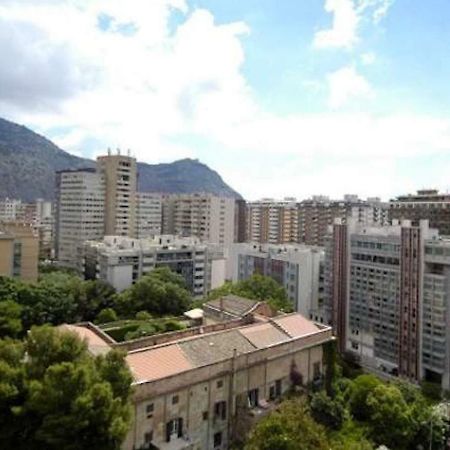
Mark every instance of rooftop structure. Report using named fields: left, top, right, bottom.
left=63, top=311, right=332, bottom=450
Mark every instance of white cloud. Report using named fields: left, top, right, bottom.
left=361, top=51, right=376, bottom=65
left=313, top=0, right=394, bottom=49
left=1, top=0, right=449, bottom=202
left=0, top=0, right=251, bottom=162
left=314, top=0, right=359, bottom=49
left=326, top=66, right=374, bottom=108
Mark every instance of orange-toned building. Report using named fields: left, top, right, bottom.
left=67, top=309, right=333, bottom=450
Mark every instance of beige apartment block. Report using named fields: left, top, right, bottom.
left=97, top=152, right=137, bottom=237
left=246, top=198, right=299, bottom=245
left=163, top=194, right=236, bottom=247
left=66, top=311, right=332, bottom=450
left=0, top=222, right=38, bottom=282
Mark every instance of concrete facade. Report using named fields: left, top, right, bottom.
left=228, top=242, right=324, bottom=319
left=162, top=194, right=235, bottom=247
left=55, top=169, right=105, bottom=270
left=83, top=235, right=225, bottom=297
left=0, top=222, right=39, bottom=281
left=324, top=218, right=450, bottom=390
left=136, top=193, right=162, bottom=238
left=97, top=152, right=137, bottom=237
left=390, top=189, right=450, bottom=236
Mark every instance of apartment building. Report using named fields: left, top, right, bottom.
left=65, top=311, right=333, bottom=450
left=390, top=189, right=450, bottom=236
left=55, top=168, right=105, bottom=270
left=298, top=195, right=389, bottom=247
left=162, top=194, right=236, bottom=247
left=97, top=152, right=137, bottom=237
left=0, top=222, right=39, bottom=281
left=228, top=242, right=324, bottom=319
left=324, top=218, right=450, bottom=390
left=246, top=198, right=299, bottom=244
left=234, top=199, right=247, bottom=243
left=83, top=235, right=225, bottom=297
left=136, top=193, right=162, bottom=238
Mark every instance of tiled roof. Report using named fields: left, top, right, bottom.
left=272, top=314, right=320, bottom=338
left=205, top=295, right=259, bottom=317
left=127, top=345, right=193, bottom=383
left=59, top=324, right=112, bottom=356
left=239, top=322, right=289, bottom=348
left=178, top=330, right=255, bottom=366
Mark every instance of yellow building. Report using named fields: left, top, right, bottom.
left=0, top=222, right=39, bottom=282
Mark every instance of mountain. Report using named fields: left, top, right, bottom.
left=0, top=117, right=241, bottom=202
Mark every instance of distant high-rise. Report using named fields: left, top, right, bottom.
left=97, top=152, right=137, bottom=237
left=390, top=189, right=450, bottom=236
left=244, top=196, right=388, bottom=247
left=298, top=196, right=389, bottom=246
left=55, top=168, right=105, bottom=270
left=135, top=193, right=162, bottom=238
left=162, top=193, right=235, bottom=247
left=246, top=198, right=299, bottom=244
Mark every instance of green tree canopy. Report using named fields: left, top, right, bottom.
left=0, top=300, right=22, bottom=338
left=208, top=274, right=293, bottom=312
left=0, top=325, right=132, bottom=450
left=116, top=268, right=191, bottom=317
left=245, top=398, right=330, bottom=450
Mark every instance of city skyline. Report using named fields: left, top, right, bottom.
left=1, top=0, right=450, bottom=201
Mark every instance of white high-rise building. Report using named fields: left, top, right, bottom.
left=55, top=169, right=105, bottom=270
left=135, top=193, right=162, bottom=238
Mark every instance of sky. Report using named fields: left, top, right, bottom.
left=1, top=0, right=450, bottom=201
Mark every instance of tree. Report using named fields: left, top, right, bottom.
left=0, top=326, right=133, bottom=450
left=310, top=390, right=347, bottom=430
left=208, top=274, right=293, bottom=312
left=75, top=280, right=116, bottom=322
left=348, top=374, right=382, bottom=421
left=116, top=270, right=191, bottom=317
left=366, top=384, right=412, bottom=449
left=245, top=398, right=330, bottom=450
left=0, top=300, right=23, bottom=338
left=96, top=308, right=118, bottom=324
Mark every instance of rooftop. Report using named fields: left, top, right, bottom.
left=205, top=295, right=260, bottom=318
left=60, top=313, right=330, bottom=385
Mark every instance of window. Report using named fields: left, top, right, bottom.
left=202, top=411, right=208, bottom=421
left=166, top=418, right=183, bottom=442
left=144, top=431, right=153, bottom=444
left=248, top=388, right=259, bottom=408
left=172, top=395, right=179, bottom=405
left=146, top=403, right=154, bottom=418
left=214, top=401, right=227, bottom=420
left=217, top=379, right=223, bottom=389
left=269, top=379, right=282, bottom=400
left=214, top=431, right=222, bottom=448
left=313, top=362, right=321, bottom=380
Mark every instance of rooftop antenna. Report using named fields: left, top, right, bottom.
left=127, top=148, right=131, bottom=157
left=116, top=147, right=120, bottom=156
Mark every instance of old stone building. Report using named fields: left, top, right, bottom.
left=66, top=311, right=333, bottom=450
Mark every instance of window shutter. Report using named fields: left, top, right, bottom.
left=222, top=401, right=227, bottom=420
